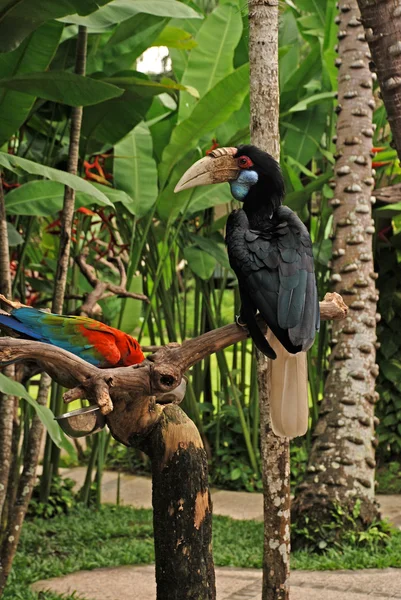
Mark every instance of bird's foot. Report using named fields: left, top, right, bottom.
left=235, top=314, right=248, bottom=329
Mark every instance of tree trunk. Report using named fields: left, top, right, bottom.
left=0, top=178, right=15, bottom=520
left=357, top=0, right=401, bottom=162
left=292, top=0, right=380, bottom=542
left=139, top=405, right=215, bottom=600
left=248, top=1, right=290, bottom=599
left=0, top=380, right=47, bottom=594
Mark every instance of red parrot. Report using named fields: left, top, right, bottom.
left=0, top=300, right=144, bottom=368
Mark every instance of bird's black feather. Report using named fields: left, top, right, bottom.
left=226, top=204, right=319, bottom=356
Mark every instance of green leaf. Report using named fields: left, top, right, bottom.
left=0, top=153, right=113, bottom=205
left=81, top=89, right=152, bottom=150
left=184, top=245, right=216, bottom=280
left=187, top=182, right=233, bottom=215
left=113, top=122, right=158, bottom=218
left=188, top=233, right=230, bottom=269
left=5, top=180, right=114, bottom=216
left=178, top=2, right=243, bottom=122
left=152, top=26, right=197, bottom=50
left=376, top=202, right=401, bottom=217
left=103, top=73, right=199, bottom=98
left=159, top=63, right=250, bottom=187
left=0, top=373, right=69, bottom=450
left=102, top=14, right=168, bottom=66
left=285, top=171, right=332, bottom=212
left=113, top=275, right=143, bottom=333
left=61, top=0, right=202, bottom=29
left=287, top=91, right=336, bottom=114
left=6, top=221, right=24, bottom=245
left=230, top=467, right=242, bottom=481
left=0, top=0, right=113, bottom=52
left=0, top=72, right=123, bottom=107
left=0, top=21, right=63, bottom=146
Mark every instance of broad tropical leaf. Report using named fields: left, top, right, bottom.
left=0, top=72, right=123, bottom=107
left=60, top=0, right=202, bottom=29
left=184, top=245, right=216, bottom=280
left=0, top=153, right=113, bottom=205
left=0, top=373, right=73, bottom=451
left=0, top=21, right=63, bottom=146
left=178, top=2, right=243, bottom=122
left=159, top=63, right=250, bottom=187
left=0, top=0, right=113, bottom=52
left=114, top=122, right=158, bottom=218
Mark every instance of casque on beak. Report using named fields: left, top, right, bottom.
left=174, top=147, right=240, bottom=193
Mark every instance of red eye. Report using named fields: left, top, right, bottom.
left=237, top=156, right=253, bottom=169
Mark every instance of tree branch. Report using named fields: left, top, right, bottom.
left=0, top=292, right=347, bottom=415
left=75, top=253, right=149, bottom=317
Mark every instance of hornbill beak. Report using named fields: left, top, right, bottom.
left=174, top=147, right=239, bottom=192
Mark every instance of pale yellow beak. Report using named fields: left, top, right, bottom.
left=174, top=147, right=240, bottom=193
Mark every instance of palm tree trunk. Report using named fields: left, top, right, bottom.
left=292, top=0, right=380, bottom=541
left=357, top=0, right=401, bottom=161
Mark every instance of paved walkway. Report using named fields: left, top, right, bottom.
left=58, top=467, right=401, bottom=527
left=32, top=565, right=401, bottom=599
left=31, top=468, right=401, bottom=599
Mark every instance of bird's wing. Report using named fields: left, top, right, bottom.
left=226, top=206, right=319, bottom=353
left=8, top=309, right=121, bottom=367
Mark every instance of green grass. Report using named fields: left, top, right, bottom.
left=6, top=505, right=401, bottom=599
left=376, top=462, right=401, bottom=494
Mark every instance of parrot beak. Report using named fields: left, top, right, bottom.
left=174, top=147, right=240, bottom=192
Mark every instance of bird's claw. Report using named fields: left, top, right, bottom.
left=235, top=315, right=248, bottom=329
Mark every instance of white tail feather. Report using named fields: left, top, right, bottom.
left=267, top=331, right=309, bottom=438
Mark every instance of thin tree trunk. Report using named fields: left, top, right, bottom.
left=248, top=1, right=290, bottom=599
left=0, top=380, right=47, bottom=594
left=357, top=0, right=401, bottom=162
left=41, top=24, right=88, bottom=493
left=52, top=25, right=87, bottom=314
left=292, top=0, right=379, bottom=537
left=0, top=178, right=15, bottom=521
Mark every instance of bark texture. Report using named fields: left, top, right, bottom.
left=292, top=0, right=380, bottom=535
left=248, top=1, right=289, bottom=598
left=0, top=379, right=47, bottom=594
left=0, top=178, right=15, bottom=520
left=357, top=0, right=401, bottom=162
left=139, top=405, right=215, bottom=600
left=52, top=25, right=87, bottom=314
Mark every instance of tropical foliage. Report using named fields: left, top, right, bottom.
left=0, top=0, right=401, bottom=590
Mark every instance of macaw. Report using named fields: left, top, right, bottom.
left=0, top=301, right=144, bottom=368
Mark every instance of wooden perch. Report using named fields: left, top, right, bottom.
left=0, top=292, right=346, bottom=445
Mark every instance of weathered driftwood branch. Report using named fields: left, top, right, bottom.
left=75, top=252, right=149, bottom=317
left=0, top=292, right=346, bottom=446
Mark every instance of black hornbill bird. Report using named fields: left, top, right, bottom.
left=175, top=145, right=319, bottom=438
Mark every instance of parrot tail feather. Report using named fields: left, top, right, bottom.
left=268, top=331, right=309, bottom=438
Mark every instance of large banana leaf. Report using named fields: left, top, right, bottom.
left=60, top=0, right=202, bottom=29
left=159, top=63, right=250, bottom=187
left=0, top=153, right=112, bottom=205
left=0, top=21, right=63, bottom=146
left=178, top=2, right=243, bottom=122
left=113, top=122, right=158, bottom=218
left=4, top=180, right=124, bottom=215
left=0, top=71, right=123, bottom=106
left=184, top=245, right=216, bottom=280
left=0, top=0, right=113, bottom=52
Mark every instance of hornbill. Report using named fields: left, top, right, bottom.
left=174, top=145, right=319, bottom=438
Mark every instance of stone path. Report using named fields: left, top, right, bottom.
left=59, top=467, right=401, bottom=527
left=32, top=565, right=401, bottom=599
left=31, top=468, right=401, bottom=599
